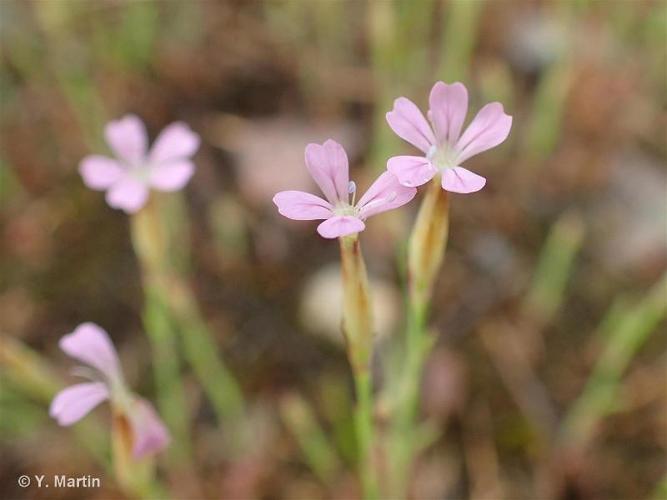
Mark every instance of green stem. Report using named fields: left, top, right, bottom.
left=339, top=236, right=378, bottom=499
left=130, top=196, right=244, bottom=430
left=142, top=285, right=192, bottom=462
left=131, top=202, right=192, bottom=464
left=354, top=370, right=377, bottom=500
left=355, top=372, right=377, bottom=500
left=390, top=298, right=429, bottom=497
left=390, top=178, right=449, bottom=497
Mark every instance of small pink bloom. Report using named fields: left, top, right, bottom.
left=79, top=115, right=200, bottom=213
left=49, top=323, right=170, bottom=458
left=273, top=140, right=417, bottom=239
left=386, top=81, right=512, bottom=194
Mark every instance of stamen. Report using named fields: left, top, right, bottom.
left=348, top=181, right=357, bottom=206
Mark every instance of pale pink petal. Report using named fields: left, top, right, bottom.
left=429, top=81, right=468, bottom=145
left=149, top=122, right=200, bottom=164
left=441, top=167, right=487, bottom=194
left=304, top=140, right=350, bottom=204
left=273, top=190, right=333, bottom=220
left=357, top=171, right=417, bottom=219
left=317, top=216, right=365, bottom=239
left=105, top=176, right=149, bottom=214
left=386, top=155, right=438, bottom=188
left=49, top=382, right=109, bottom=426
left=386, top=97, right=436, bottom=153
left=79, top=155, right=124, bottom=190
left=148, top=160, right=195, bottom=191
left=60, top=323, right=122, bottom=383
left=128, top=398, right=171, bottom=458
left=104, top=115, right=148, bottom=165
left=454, top=103, right=512, bottom=164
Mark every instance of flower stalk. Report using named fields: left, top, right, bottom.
left=339, top=235, right=378, bottom=500
left=390, top=175, right=450, bottom=497
left=384, top=80, right=512, bottom=496
left=130, top=198, right=191, bottom=463
left=130, top=195, right=244, bottom=432
left=272, top=139, right=416, bottom=497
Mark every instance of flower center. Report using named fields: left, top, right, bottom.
left=333, top=202, right=359, bottom=217
left=128, top=162, right=152, bottom=183
left=333, top=181, right=360, bottom=217
left=427, top=145, right=458, bottom=170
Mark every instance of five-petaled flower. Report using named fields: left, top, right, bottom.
left=49, top=323, right=170, bottom=459
left=273, top=139, right=417, bottom=238
left=386, top=81, right=512, bottom=193
left=79, top=114, right=200, bottom=213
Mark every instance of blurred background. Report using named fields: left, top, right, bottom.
left=1, top=1, right=665, bottom=499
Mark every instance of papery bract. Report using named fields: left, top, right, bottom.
left=79, top=115, right=200, bottom=213
left=386, top=81, right=512, bottom=194
left=273, top=139, right=417, bottom=239
left=49, top=323, right=170, bottom=459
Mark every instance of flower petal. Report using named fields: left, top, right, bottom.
left=454, top=103, right=512, bottom=164
left=441, top=167, right=487, bottom=194
left=317, top=216, right=365, bottom=239
left=128, top=398, right=171, bottom=459
left=105, top=176, right=149, bottom=214
left=357, top=171, right=417, bottom=219
left=148, top=160, right=195, bottom=191
left=60, top=323, right=122, bottom=382
left=79, top=155, right=124, bottom=190
left=273, top=190, right=333, bottom=220
left=429, top=81, right=468, bottom=145
left=104, top=115, right=148, bottom=165
left=386, top=155, right=438, bottom=188
left=386, top=97, right=436, bottom=153
left=304, top=139, right=350, bottom=204
left=149, top=122, right=200, bottom=164
left=49, top=382, right=109, bottom=426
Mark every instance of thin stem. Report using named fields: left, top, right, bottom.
left=142, top=284, right=192, bottom=462
left=389, top=298, right=428, bottom=497
left=131, top=201, right=192, bottom=465
left=130, top=196, right=244, bottom=430
left=354, top=369, right=378, bottom=500
left=390, top=177, right=450, bottom=498
left=339, top=235, right=378, bottom=499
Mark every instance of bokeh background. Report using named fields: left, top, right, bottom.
left=1, top=1, right=665, bottom=499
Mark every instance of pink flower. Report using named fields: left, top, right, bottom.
left=49, top=323, right=170, bottom=459
left=386, top=81, right=512, bottom=194
left=273, top=140, right=417, bottom=239
left=79, top=115, right=200, bottom=213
